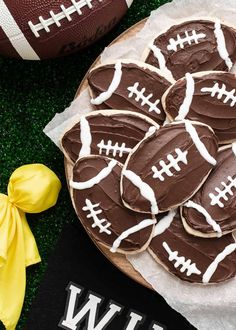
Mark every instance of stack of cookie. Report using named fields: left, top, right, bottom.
left=61, top=19, right=236, bottom=285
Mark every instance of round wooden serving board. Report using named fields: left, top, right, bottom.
left=65, top=18, right=153, bottom=289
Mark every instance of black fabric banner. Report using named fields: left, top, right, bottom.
left=25, top=222, right=196, bottom=330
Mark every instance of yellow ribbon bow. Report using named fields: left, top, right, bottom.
left=0, top=164, right=61, bottom=330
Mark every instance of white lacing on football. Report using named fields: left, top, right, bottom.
left=97, top=140, right=132, bottom=158
left=201, top=83, right=236, bottom=107
left=152, top=148, right=188, bottom=182
left=0, top=0, right=40, bottom=60
left=127, top=82, right=161, bottom=114
left=28, top=0, right=103, bottom=38
left=209, top=176, right=236, bottom=208
left=82, top=198, right=111, bottom=235
left=167, top=30, right=206, bottom=52
left=162, top=242, right=201, bottom=276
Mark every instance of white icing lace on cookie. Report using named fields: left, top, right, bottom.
left=148, top=44, right=167, bottom=71
left=163, top=242, right=201, bottom=276
left=175, top=73, right=195, bottom=120
left=82, top=199, right=111, bottom=234
left=202, top=243, right=236, bottom=283
left=123, top=169, right=159, bottom=214
left=148, top=44, right=175, bottom=80
left=214, top=19, right=233, bottom=71
left=79, top=116, right=92, bottom=158
left=167, top=30, right=206, bottom=52
left=29, top=0, right=103, bottom=38
left=232, top=142, right=236, bottom=156
left=153, top=209, right=177, bottom=237
left=184, top=200, right=222, bottom=236
left=110, top=218, right=156, bottom=253
left=152, top=148, right=188, bottom=182
left=127, top=82, right=161, bottom=114
left=97, top=140, right=132, bottom=158
left=201, top=83, right=236, bottom=107
left=70, top=159, right=117, bottom=190
left=209, top=176, right=236, bottom=208
left=91, top=61, right=122, bottom=105
left=184, top=120, right=217, bottom=166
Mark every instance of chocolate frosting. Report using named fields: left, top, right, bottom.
left=182, top=145, right=236, bottom=235
left=122, top=121, right=218, bottom=213
left=87, top=62, right=171, bottom=125
left=164, top=72, right=236, bottom=143
left=62, top=111, right=156, bottom=164
left=149, top=211, right=236, bottom=283
left=72, top=156, right=154, bottom=252
left=145, top=20, right=236, bottom=80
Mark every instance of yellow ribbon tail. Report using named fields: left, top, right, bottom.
left=21, top=215, right=41, bottom=267
left=0, top=164, right=61, bottom=329
left=0, top=199, right=40, bottom=330
left=0, top=195, right=11, bottom=268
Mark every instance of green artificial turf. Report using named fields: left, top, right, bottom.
left=0, top=1, right=170, bottom=329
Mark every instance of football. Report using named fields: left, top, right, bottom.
left=70, top=155, right=156, bottom=254
left=144, top=19, right=236, bottom=81
left=61, top=110, right=159, bottom=164
left=182, top=144, right=236, bottom=238
left=162, top=71, right=236, bottom=144
left=148, top=209, right=236, bottom=284
left=87, top=59, right=173, bottom=125
left=0, top=0, right=133, bottom=60
left=121, top=120, right=218, bottom=214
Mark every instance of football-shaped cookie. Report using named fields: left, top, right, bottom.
left=0, top=0, right=133, bottom=59
left=87, top=60, right=173, bottom=125
left=144, top=19, right=236, bottom=81
left=182, top=144, right=236, bottom=238
left=61, top=110, right=159, bottom=164
left=121, top=120, right=218, bottom=214
left=162, top=71, right=236, bottom=144
left=148, top=209, right=236, bottom=284
left=70, top=155, right=156, bottom=254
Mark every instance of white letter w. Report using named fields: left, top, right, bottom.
left=59, top=283, right=122, bottom=330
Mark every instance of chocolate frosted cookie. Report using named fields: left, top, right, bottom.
left=148, top=210, right=236, bottom=284
left=182, top=144, right=236, bottom=238
left=121, top=120, right=218, bottom=214
left=61, top=110, right=159, bottom=164
left=144, top=19, right=236, bottom=81
left=162, top=71, right=236, bottom=144
left=87, top=60, right=173, bottom=125
left=70, top=156, right=156, bottom=254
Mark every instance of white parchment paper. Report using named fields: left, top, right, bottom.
left=127, top=251, right=236, bottom=330
left=44, top=0, right=236, bottom=328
